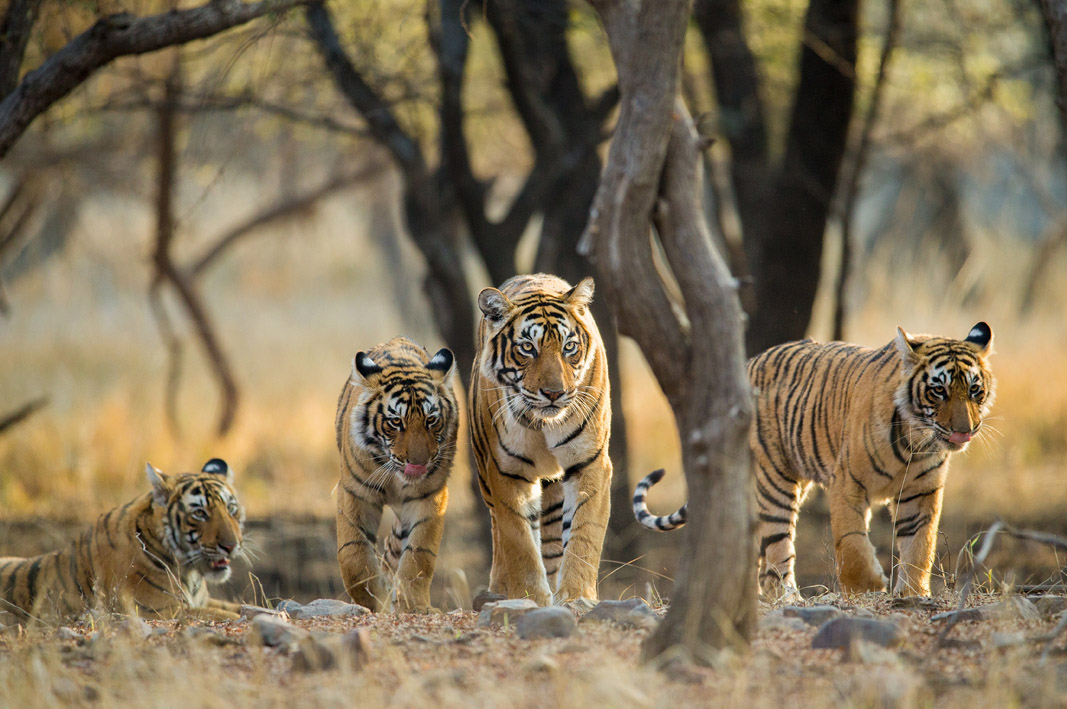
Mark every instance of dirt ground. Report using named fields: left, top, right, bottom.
left=1, top=592, right=1066, bottom=708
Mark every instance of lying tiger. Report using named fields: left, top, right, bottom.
left=0, top=459, right=245, bottom=621
left=634, top=323, right=996, bottom=598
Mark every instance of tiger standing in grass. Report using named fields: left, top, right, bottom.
left=633, top=323, right=996, bottom=598
left=470, top=274, right=612, bottom=605
left=335, top=337, right=458, bottom=612
left=0, top=458, right=245, bottom=621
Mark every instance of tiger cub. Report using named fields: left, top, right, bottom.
left=470, top=274, right=612, bottom=605
left=335, top=336, right=458, bottom=612
left=633, top=323, right=995, bottom=598
left=0, top=459, right=244, bottom=621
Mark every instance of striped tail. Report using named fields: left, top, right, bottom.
left=632, top=469, right=687, bottom=531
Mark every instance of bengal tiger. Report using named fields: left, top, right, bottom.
left=470, top=273, right=612, bottom=606
left=633, top=322, right=995, bottom=598
left=0, top=458, right=244, bottom=621
left=335, top=336, right=458, bottom=612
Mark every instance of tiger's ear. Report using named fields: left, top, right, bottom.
left=351, top=352, right=382, bottom=385
left=478, top=288, right=513, bottom=324
left=201, top=458, right=234, bottom=484
left=426, top=348, right=455, bottom=380
left=964, top=321, right=993, bottom=355
left=564, top=277, right=595, bottom=310
left=145, top=463, right=171, bottom=506
left=894, top=327, right=921, bottom=365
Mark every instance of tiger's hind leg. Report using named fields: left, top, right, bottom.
left=540, top=480, right=565, bottom=593
left=755, top=462, right=811, bottom=599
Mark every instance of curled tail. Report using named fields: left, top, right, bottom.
left=632, top=469, right=687, bottom=531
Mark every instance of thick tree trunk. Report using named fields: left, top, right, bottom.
left=744, top=0, right=857, bottom=354
left=584, top=0, right=755, bottom=663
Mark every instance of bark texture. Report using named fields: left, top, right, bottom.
left=584, top=0, right=756, bottom=662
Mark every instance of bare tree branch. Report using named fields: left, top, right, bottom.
left=0, top=396, right=48, bottom=435
left=0, top=0, right=311, bottom=158
left=304, top=0, right=425, bottom=178
left=190, top=162, right=384, bottom=277
left=90, top=91, right=370, bottom=137
left=151, top=66, right=238, bottom=436
left=0, top=0, right=43, bottom=99
left=832, top=0, right=901, bottom=341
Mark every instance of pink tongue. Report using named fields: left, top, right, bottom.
left=949, top=431, right=972, bottom=444
left=404, top=464, right=427, bottom=477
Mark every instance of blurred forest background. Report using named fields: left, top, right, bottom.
left=1, top=0, right=1066, bottom=604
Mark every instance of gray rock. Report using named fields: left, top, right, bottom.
left=477, top=599, right=538, bottom=627
left=782, top=605, right=843, bottom=627
left=982, top=596, right=1040, bottom=622
left=931, top=608, right=984, bottom=623
left=292, top=635, right=338, bottom=672
left=759, top=613, right=811, bottom=633
left=1031, top=595, right=1067, bottom=619
left=183, top=626, right=241, bottom=646
left=472, top=590, right=507, bottom=612
left=275, top=600, right=304, bottom=615
left=580, top=599, right=658, bottom=629
left=514, top=607, right=577, bottom=640
left=119, top=616, right=152, bottom=639
left=286, top=599, right=370, bottom=619
left=812, top=617, right=901, bottom=650
left=55, top=626, right=80, bottom=642
left=889, top=596, right=939, bottom=611
left=252, top=614, right=308, bottom=647
left=560, top=598, right=597, bottom=615
left=240, top=605, right=283, bottom=620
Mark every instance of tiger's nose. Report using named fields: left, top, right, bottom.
left=218, top=541, right=236, bottom=555
left=542, top=388, right=564, bottom=402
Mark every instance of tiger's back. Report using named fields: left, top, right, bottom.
left=0, top=459, right=245, bottom=621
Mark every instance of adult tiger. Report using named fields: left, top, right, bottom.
left=0, top=459, right=244, bottom=621
left=470, top=273, right=612, bottom=606
left=633, top=323, right=996, bottom=598
left=335, top=336, right=458, bottom=612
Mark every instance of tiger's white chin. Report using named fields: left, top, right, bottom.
left=206, top=565, right=232, bottom=583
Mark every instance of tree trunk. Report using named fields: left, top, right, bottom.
left=584, top=0, right=755, bottom=663
left=744, top=0, right=858, bottom=354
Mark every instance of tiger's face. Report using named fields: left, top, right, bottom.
left=351, top=348, right=456, bottom=484
left=148, top=459, right=244, bottom=582
left=895, top=322, right=995, bottom=452
left=477, top=277, right=596, bottom=425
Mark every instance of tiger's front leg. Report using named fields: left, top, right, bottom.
left=891, top=486, right=944, bottom=596
left=486, top=474, right=551, bottom=606
left=555, top=454, right=611, bottom=603
left=394, top=487, right=448, bottom=612
left=829, top=474, right=888, bottom=593
left=336, top=483, right=386, bottom=611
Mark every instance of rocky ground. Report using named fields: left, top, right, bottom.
left=1, top=591, right=1066, bottom=708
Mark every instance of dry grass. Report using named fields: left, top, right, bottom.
left=1, top=593, right=1066, bottom=708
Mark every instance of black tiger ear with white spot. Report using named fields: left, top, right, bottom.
left=964, top=321, right=993, bottom=355
left=351, top=351, right=383, bottom=385
left=145, top=463, right=171, bottom=506
left=564, top=277, right=595, bottom=311
left=202, top=457, right=234, bottom=484
left=894, top=326, right=921, bottom=365
left=478, top=287, right=513, bottom=324
left=426, top=348, right=455, bottom=380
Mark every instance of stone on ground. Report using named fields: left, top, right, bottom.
left=811, top=617, right=901, bottom=650
left=478, top=599, right=538, bottom=628
left=514, top=607, right=576, bottom=640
